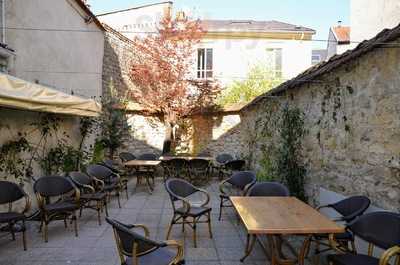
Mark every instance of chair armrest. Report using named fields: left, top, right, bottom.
left=317, top=204, right=332, bottom=210
left=72, top=187, right=81, bottom=204
left=22, top=192, right=31, bottom=214
left=172, top=194, right=191, bottom=215
left=81, top=184, right=96, bottom=194
left=92, top=177, right=105, bottom=190
left=196, top=188, right=210, bottom=207
left=379, top=246, right=400, bottom=265
left=243, top=182, right=255, bottom=196
left=131, top=224, right=150, bottom=238
left=164, top=240, right=184, bottom=265
left=219, top=179, right=229, bottom=195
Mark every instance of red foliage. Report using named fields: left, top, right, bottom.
left=128, top=15, right=220, bottom=124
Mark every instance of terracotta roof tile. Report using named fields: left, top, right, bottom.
left=333, top=26, right=350, bottom=43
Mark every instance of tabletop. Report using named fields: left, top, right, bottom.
left=231, top=196, right=344, bottom=235
left=159, top=156, right=214, bottom=161
left=123, top=160, right=161, bottom=167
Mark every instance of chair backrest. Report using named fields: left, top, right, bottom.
left=225, top=159, right=246, bottom=171
left=165, top=178, right=197, bottom=201
left=189, top=159, right=209, bottom=169
left=168, top=158, right=188, bottom=169
left=227, top=171, right=256, bottom=190
left=348, top=211, right=400, bottom=250
left=69, top=171, right=92, bottom=186
left=119, top=152, right=136, bottom=162
left=137, top=153, right=158, bottom=161
left=106, top=218, right=162, bottom=257
left=33, top=176, right=75, bottom=197
left=86, top=164, right=114, bottom=181
left=102, top=159, right=115, bottom=169
left=216, top=153, right=233, bottom=164
left=0, top=181, right=26, bottom=204
left=247, top=182, right=290, bottom=197
left=330, top=195, right=371, bottom=222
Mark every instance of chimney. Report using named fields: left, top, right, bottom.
left=337, top=20, right=342, bottom=27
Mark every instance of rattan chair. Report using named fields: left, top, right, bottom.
left=69, top=171, right=108, bottom=225
left=165, top=178, right=213, bottom=248
left=313, top=196, right=371, bottom=256
left=137, top=153, right=158, bottom=161
left=246, top=182, right=290, bottom=197
left=167, top=158, right=189, bottom=180
left=99, top=160, right=129, bottom=199
left=241, top=181, right=289, bottom=262
left=119, top=152, right=136, bottom=162
left=215, top=153, right=233, bottom=164
left=106, top=217, right=184, bottom=265
left=86, top=164, right=126, bottom=208
left=188, top=159, right=210, bottom=185
left=218, top=171, right=256, bottom=221
left=0, top=181, right=30, bottom=250
left=34, top=176, right=80, bottom=242
left=218, top=159, right=246, bottom=179
left=328, top=211, right=400, bottom=265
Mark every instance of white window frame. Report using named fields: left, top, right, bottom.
left=266, top=48, right=283, bottom=78
left=197, top=48, right=213, bottom=79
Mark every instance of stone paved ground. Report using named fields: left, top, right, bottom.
left=0, top=178, right=320, bottom=265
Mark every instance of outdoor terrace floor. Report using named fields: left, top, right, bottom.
left=0, top=178, right=316, bottom=265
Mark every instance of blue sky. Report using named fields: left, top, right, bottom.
left=88, top=0, right=350, bottom=49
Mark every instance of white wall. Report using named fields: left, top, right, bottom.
left=195, top=38, right=312, bottom=86
left=5, top=0, right=104, bottom=99
left=97, top=2, right=171, bottom=40
left=351, top=0, right=400, bottom=43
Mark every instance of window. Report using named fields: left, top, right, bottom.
left=197, top=48, right=213, bottom=79
left=266, top=48, right=282, bottom=77
left=312, top=54, right=321, bottom=65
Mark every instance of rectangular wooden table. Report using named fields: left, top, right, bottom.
left=123, top=160, right=161, bottom=193
left=159, top=156, right=214, bottom=161
left=231, top=196, right=344, bottom=265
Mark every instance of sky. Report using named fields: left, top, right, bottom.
left=88, top=0, right=350, bottom=49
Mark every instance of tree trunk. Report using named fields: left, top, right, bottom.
left=163, top=121, right=173, bottom=154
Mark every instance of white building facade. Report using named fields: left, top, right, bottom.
left=195, top=20, right=315, bottom=86
left=3, top=0, right=105, bottom=98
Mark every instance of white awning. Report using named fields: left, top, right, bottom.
left=0, top=73, right=101, bottom=117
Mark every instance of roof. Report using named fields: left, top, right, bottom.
left=243, top=22, right=400, bottom=110
left=96, top=1, right=172, bottom=17
left=73, top=0, right=105, bottom=30
left=201, top=20, right=315, bottom=34
left=332, top=26, right=350, bottom=44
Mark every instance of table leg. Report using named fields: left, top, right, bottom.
left=240, top=234, right=256, bottom=262
left=298, top=235, right=312, bottom=265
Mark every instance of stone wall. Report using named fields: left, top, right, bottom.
left=208, top=41, right=400, bottom=211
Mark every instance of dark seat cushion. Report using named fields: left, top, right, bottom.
left=0, top=212, right=25, bottom=223
left=44, top=201, right=78, bottom=212
left=327, top=254, right=379, bottom=265
left=80, top=192, right=106, bottom=201
left=176, top=206, right=211, bottom=217
left=126, top=247, right=178, bottom=265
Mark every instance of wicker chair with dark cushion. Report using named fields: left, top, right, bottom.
left=0, top=181, right=30, bottom=250
left=240, top=181, right=289, bottom=262
left=86, top=164, right=125, bottom=208
left=215, top=153, right=233, bottom=164
left=328, top=211, right=400, bottom=265
left=246, top=182, right=290, bottom=197
left=137, top=153, right=158, bottom=161
left=167, top=158, right=189, bottom=180
left=106, top=217, right=184, bottom=265
left=219, top=159, right=246, bottom=179
left=119, top=152, right=136, bottom=163
left=33, top=176, right=80, bottom=242
left=188, top=159, right=210, bottom=185
left=98, top=160, right=129, bottom=199
left=69, top=171, right=108, bottom=225
left=218, top=171, right=256, bottom=221
left=314, top=196, right=371, bottom=255
left=165, top=178, right=212, bottom=248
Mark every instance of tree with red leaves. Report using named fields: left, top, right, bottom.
left=129, top=14, right=220, bottom=154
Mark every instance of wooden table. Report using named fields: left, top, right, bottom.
left=231, top=196, right=344, bottom=265
left=123, top=160, right=161, bottom=193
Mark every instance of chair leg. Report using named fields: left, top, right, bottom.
left=104, top=199, right=109, bottom=217
left=97, top=201, right=102, bottom=226
left=125, top=184, right=129, bottom=200
left=166, top=221, right=174, bottom=240
left=9, top=222, right=15, bottom=240
left=207, top=212, right=213, bottom=239
left=218, top=198, right=223, bottom=221
left=64, top=217, right=68, bottom=228
left=44, top=221, right=48, bottom=243
left=350, top=240, right=357, bottom=254
left=193, top=217, right=197, bottom=248
left=116, top=192, right=121, bottom=208
left=73, top=211, right=78, bottom=237
left=22, top=220, right=27, bottom=251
